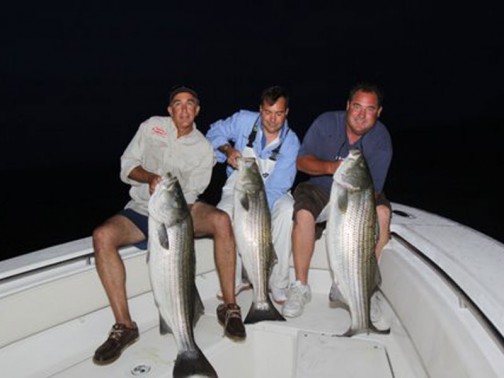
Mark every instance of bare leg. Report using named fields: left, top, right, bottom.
left=191, top=202, right=237, bottom=305
left=93, top=214, right=145, bottom=328
left=375, top=204, right=391, bottom=261
left=291, top=209, right=316, bottom=285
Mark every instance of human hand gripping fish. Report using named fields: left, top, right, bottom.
left=220, top=144, right=242, bottom=169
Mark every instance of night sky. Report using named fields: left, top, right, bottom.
left=2, top=3, right=503, bottom=258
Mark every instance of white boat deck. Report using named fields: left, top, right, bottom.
left=1, top=203, right=504, bottom=377
left=4, top=270, right=420, bottom=378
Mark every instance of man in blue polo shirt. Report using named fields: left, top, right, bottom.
left=206, top=85, right=300, bottom=304
left=283, top=82, right=393, bottom=318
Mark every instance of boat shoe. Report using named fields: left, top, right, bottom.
left=93, top=322, right=139, bottom=365
left=217, top=303, right=246, bottom=341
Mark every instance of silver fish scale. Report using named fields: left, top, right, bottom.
left=233, top=158, right=285, bottom=324
left=326, top=149, right=379, bottom=335
left=234, top=157, right=278, bottom=312
left=235, top=184, right=273, bottom=305
left=149, top=210, right=198, bottom=352
left=148, top=174, right=217, bottom=377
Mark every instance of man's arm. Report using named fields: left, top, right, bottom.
left=127, top=166, right=161, bottom=195
left=296, top=155, right=342, bottom=176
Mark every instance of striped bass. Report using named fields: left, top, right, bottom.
left=233, top=157, right=286, bottom=324
left=325, top=148, right=389, bottom=336
left=148, top=173, right=218, bottom=378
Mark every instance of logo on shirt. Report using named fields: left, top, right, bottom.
left=152, top=126, right=167, bottom=137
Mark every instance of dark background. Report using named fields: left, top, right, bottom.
left=2, top=3, right=503, bottom=260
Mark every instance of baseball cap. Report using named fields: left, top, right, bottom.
left=169, top=85, right=199, bottom=103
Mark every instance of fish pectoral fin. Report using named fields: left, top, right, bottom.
left=158, top=224, right=170, bottom=250
left=240, top=194, right=250, bottom=211
left=159, top=313, right=172, bottom=335
left=336, top=189, right=348, bottom=212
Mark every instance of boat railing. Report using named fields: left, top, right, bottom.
left=391, top=231, right=504, bottom=355
left=0, top=237, right=146, bottom=298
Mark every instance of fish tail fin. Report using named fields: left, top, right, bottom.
left=173, top=348, right=218, bottom=378
left=244, top=299, right=286, bottom=324
left=338, top=328, right=354, bottom=337
left=338, top=322, right=391, bottom=337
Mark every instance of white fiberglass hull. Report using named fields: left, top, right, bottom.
left=1, top=203, right=503, bottom=377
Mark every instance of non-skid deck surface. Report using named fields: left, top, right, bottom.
left=49, top=273, right=419, bottom=378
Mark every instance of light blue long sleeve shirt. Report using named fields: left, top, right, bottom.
left=206, top=110, right=300, bottom=210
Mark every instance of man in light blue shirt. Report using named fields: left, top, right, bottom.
left=206, top=86, right=300, bottom=303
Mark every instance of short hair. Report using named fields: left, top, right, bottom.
left=348, top=82, right=383, bottom=107
left=260, top=85, right=289, bottom=107
left=169, top=85, right=199, bottom=104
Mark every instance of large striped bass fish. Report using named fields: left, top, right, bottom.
left=325, top=148, right=390, bottom=336
left=233, top=157, right=286, bottom=324
left=148, top=173, right=218, bottom=378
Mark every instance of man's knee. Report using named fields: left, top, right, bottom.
left=213, top=208, right=232, bottom=229
left=293, top=208, right=315, bottom=225
left=93, top=214, right=143, bottom=253
left=193, top=203, right=232, bottom=236
left=92, top=224, right=111, bottom=249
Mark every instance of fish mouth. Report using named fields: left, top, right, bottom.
left=237, top=157, right=256, bottom=168
left=161, top=173, right=178, bottom=189
left=347, top=149, right=361, bottom=159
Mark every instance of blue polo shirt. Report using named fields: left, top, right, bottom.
left=299, top=111, right=392, bottom=194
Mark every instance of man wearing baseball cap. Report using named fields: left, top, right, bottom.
left=92, top=85, right=247, bottom=366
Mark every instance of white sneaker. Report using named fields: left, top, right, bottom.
left=216, top=281, right=251, bottom=300
left=282, top=281, right=311, bottom=318
left=270, top=286, right=288, bottom=304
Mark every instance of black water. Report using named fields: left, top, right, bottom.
left=2, top=124, right=503, bottom=261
